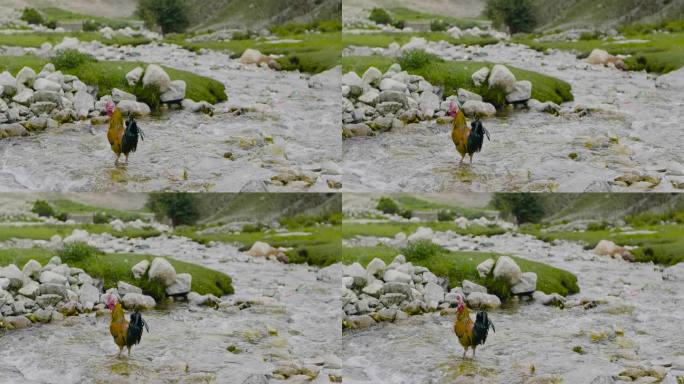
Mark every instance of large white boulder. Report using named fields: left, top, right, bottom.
left=488, top=64, right=516, bottom=93
left=121, top=293, right=156, bottom=310
left=383, top=269, right=412, bottom=284
left=407, top=226, right=434, bottom=242
left=379, top=78, right=407, bottom=92
left=366, top=258, right=386, bottom=277
left=117, top=100, right=151, bottom=117
left=247, top=241, right=277, bottom=257
left=419, top=90, right=441, bottom=118
left=117, top=281, right=143, bottom=295
left=462, top=100, right=496, bottom=117
left=16, top=67, right=36, bottom=87
left=148, top=257, right=176, bottom=286
left=593, top=240, right=620, bottom=256
left=111, top=88, right=137, bottom=103
left=78, top=283, right=100, bottom=310
left=0, top=71, right=17, bottom=96
left=585, top=49, right=613, bottom=65
left=492, top=256, right=522, bottom=284
left=462, top=280, right=487, bottom=295
left=64, top=229, right=89, bottom=243
left=166, top=273, right=192, bottom=295
left=362, top=66, right=382, bottom=86
left=73, top=90, right=94, bottom=119
left=54, top=37, right=80, bottom=51
left=476, top=258, right=495, bottom=278
left=131, top=260, right=150, bottom=279
left=506, top=80, right=532, bottom=103
left=511, top=272, right=537, bottom=294
left=39, top=270, right=67, bottom=285
left=142, top=64, right=171, bottom=93
left=125, top=67, right=144, bottom=86
left=466, top=292, right=501, bottom=309
left=471, top=67, right=490, bottom=87
left=22, top=259, right=42, bottom=279
left=33, top=78, right=61, bottom=92
left=160, top=80, right=186, bottom=102
left=0, top=265, right=25, bottom=289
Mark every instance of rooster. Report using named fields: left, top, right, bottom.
left=449, top=102, right=491, bottom=164
left=453, top=294, right=495, bottom=359
left=106, top=101, right=144, bottom=165
left=106, top=295, right=149, bottom=356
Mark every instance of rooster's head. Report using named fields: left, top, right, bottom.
left=455, top=294, right=466, bottom=312
left=105, top=293, right=118, bottom=310
left=448, top=102, right=459, bottom=118
left=105, top=100, right=116, bottom=117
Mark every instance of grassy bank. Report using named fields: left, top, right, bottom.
left=0, top=224, right=160, bottom=242
left=515, top=31, right=684, bottom=74
left=0, top=32, right=150, bottom=48
left=341, top=222, right=505, bottom=239
left=343, top=32, right=497, bottom=49
left=340, top=245, right=579, bottom=299
left=0, top=55, right=227, bottom=104
left=0, top=247, right=233, bottom=300
left=168, top=32, right=341, bottom=74
left=386, top=7, right=489, bottom=30
left=388, top=195, right=493, bottom=219
left=39, top=7, right=138, bottom=29
left=342, top=55, right=574, bottom=105
left=49, top=199, right=148, bottom=222
left=522, top=223, right=684, bottom=266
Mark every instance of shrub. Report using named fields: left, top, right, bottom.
left=403, top=240, right=444, bottom=261
left=136, top=0, right=190, bottom=34
left=44, top=20, right=57, bottom=29
left=398, top=49, right=441, bottom=71
left=146, top=193, right=200, bottom=227
left=131, top=83, right=161, bottom=111
left=369, top=8, right=393, bottom=25
left=399, top=209, right=413, bottom=219
left=579, top=31, right=601, bottom=41
left=438, top=209, right=456, bottom=222
left=430, top=19, right=449, bottom=32
left=93, top=211, right=113, bottom=224
left=54, top=212, right=68, bottom=222
left=32, top=200, right=56, bottom=218
left=485, top=0, right=537, bottom=34
left=392, top=20, right=406, bottom=29
left=20, top=8, right=45, bottom=26
left=51, top=49, right=96, bottom=70
left=58, top=241, right=103, bottom=263
left=231, top=31, right=253, bottom=40
left=82, top=19, right=103, bottom=32
left=587, top=221, right=609, bottom=231
left=491, top=193, right=544, bottom=224
left=376, top=197, right=400, bottom=215
left=242, top=223, right=265, bottom=233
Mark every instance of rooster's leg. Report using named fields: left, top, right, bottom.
left=114, top=154, right=121, bottom=165
left=462, top=348, right=467, bottom=359
left=459, top=154, right=465, bottom=164
left=125, top=154, right=129, bottom=164
left=127, top=346, right=132, bottom=356
left=472, top=346, right=477, bottom=358
left=469, top=154, right=473, bottom=164
left=118, top=346, right=123, bottom=356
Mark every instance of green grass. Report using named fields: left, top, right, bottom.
left=0, top=224, right=161, bottom=242
left=168, top=32, right=341, bottom=74
left=342, top=56, right=574, bottom=106
left=177, top=225, right=342, bottom=267
left=522, top=223, right=684, bottom=266
left=515, top=31, right=684, bottom=74
left=391, top=195, right=493, bottom=218
left=340, top=245, right=579, bottom=299
left=49, top=199, right=148, bottom=222
left=39, top=7, right=138, bottom=28
left=387, top=7, right=489, bottom=29
left=341, top=222, right=506, bottom=240
left=0, top=247, right=233, bottom=301
left=0, top=32, right=150, bottom=48
left=0, top=55, right=226, bottom=104
left=343, top=31, right=497, bottom=49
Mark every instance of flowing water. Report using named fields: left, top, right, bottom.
left=0, top=234, right=342, bottom=383
left=342, top=42, right=684, bottom=192
left=342, top=231, right=684, bottom=383
left=0, top=43, right=341, bottom=192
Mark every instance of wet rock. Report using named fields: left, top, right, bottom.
left=73, top=90, right=94, bottom=119
left=511, top=271, right=537, bottom=294
left=0, top=264, right=24, bottom=289
left=148, top=257, right=176, bottom=286
left=377, top=308, right=396, bottom=321
left=462, top=280, right=487, bottom=295
left=117, top=100, right=151, bottom=117
left=492, top=256, right=522, bottom=284
left=533, top=291, right=565, bottom=306
left=166, top=273, right=192, bottom=295
left=39, top=270, right=67, bottom=285
left=506, top=80, right=532, bottom=103
left=33, top=308, right=52, bottom=323
left=161, top=80, right=186, bottom=102
left=0, top=123, right=28, bottom=137
left=462, top=100, right=496, bottom=117
left=466, top=292, right=501, bottom=309
left=16, top=67, right=36, bottom=87
left=586, top=49, right=616, bottom=65
left=476, top=258, right=495, bottom=278
left=6, top=315, right=31, bottom=329
left=246, top=241, right=277, bottom=257
left=131, top=260, right=150, bottom=279
left=346, top=314, right=376, bottom=329
left=593, top=239, right=620, bottom=256
left=142, top=64, right=171, bottom=92
left=111, top=88, right=137, bottom=102
left=187, top=292, right=220, bottom=307
left=239, top=49, right=278, bottom=69
left=121, top=293, right=156, bottom=310
left=117, top=281, right=143, bottom=295
left=488, top=64, right=516, bottom=93
left=125, top=67, right=144, bottom=86
left=662, top=263, right=684, bottom=281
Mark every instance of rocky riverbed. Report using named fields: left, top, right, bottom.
left=342, top=40, right=684, bottom=192
left=0, top=230, right=342, bottom=383
left=0, top=40, right=341, bottom=192
left=342, top=228, right=684, bottom=383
